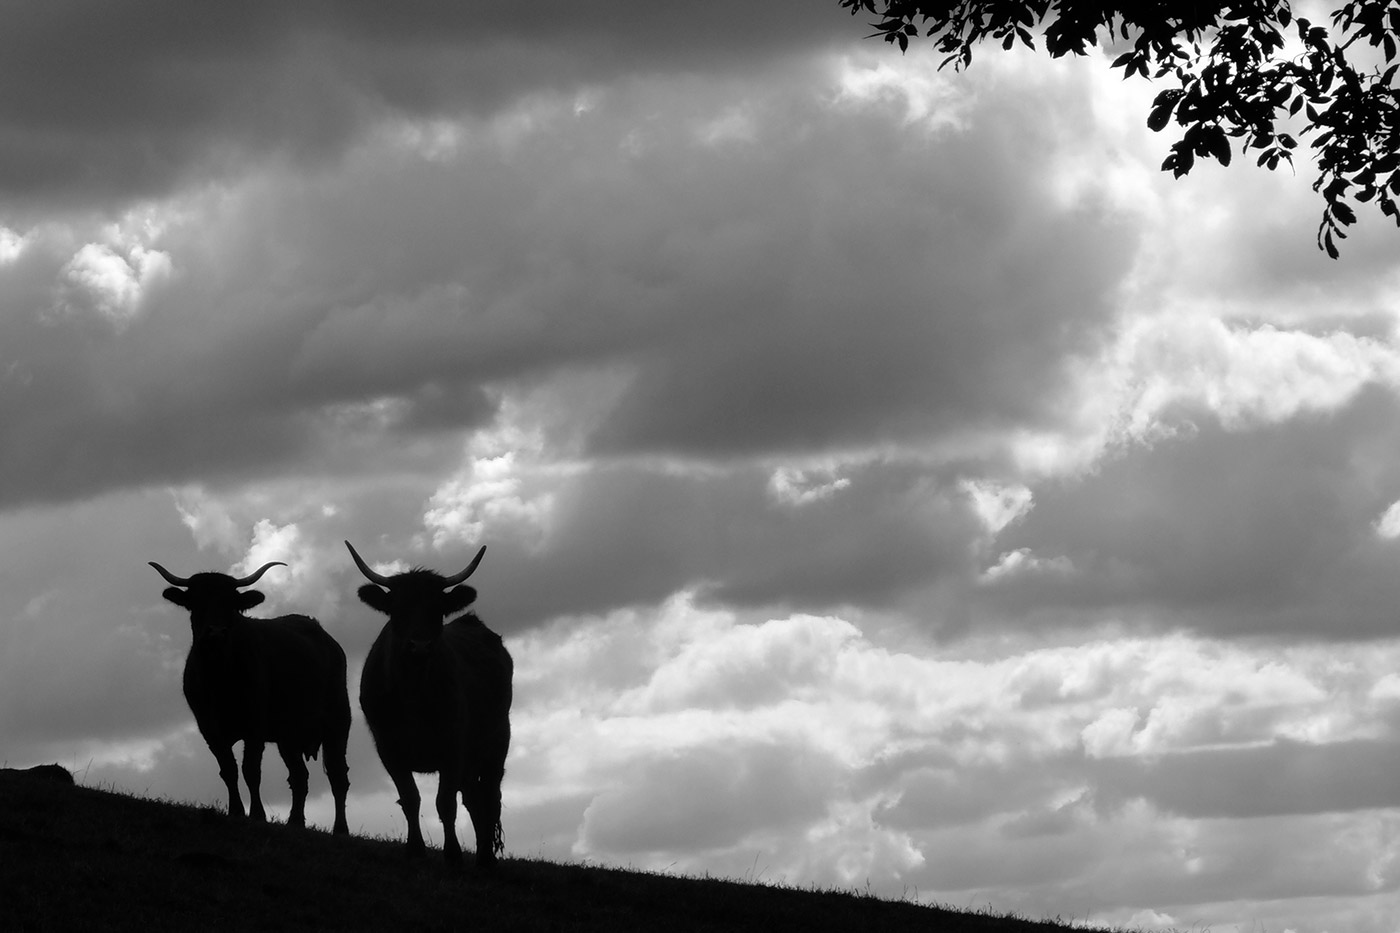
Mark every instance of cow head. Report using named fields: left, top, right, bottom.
left=345, top=541, right=485, bottom=650
left=150, top=561, right=286, bottom=640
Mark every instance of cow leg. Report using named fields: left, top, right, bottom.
left=388, top=767, right=426, bottom=857
left=465, top=764, right=504, bottom=871
left=436, top=771, right=463, bottom=865
left=241, top=740, right=266, bottom=823
left=324, top=700, right=352, bottom=836
left=212, top=743, right=245, bottom=819
left=323, top=739, right=350, bottom=836
left=277, top=742, right=309, bottom=829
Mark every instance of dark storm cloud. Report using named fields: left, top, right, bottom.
left=0, top=299, right=495, bottom=509
left=0, top=205, right=498, bottom=508
left=0, top=0, right=854, bottom=206
left=588, top=94, right=1136, bottom=459
left=984, top=387, right=1400, bottom=639
left=1, top=46, right=1136, bottom=516
left=398, top=459, right=979, bottom=632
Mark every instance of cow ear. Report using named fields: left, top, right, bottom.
left=237, top=590, right=265, bottom=610
left=358, top=584, right=391, bottom=614
left=443, top=585, right=477, bottom=616
left=162, top=587, right=190, bottom=608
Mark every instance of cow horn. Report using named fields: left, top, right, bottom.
left=345, top=541, right=393, bottom=586
left=442, top=546, right=486, bottom=588
left=148, top=561, right=193, bottom=587
left=231, top=561, right=286, bottom=587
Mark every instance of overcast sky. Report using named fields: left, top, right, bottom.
left=4, top=3, right=1400, bottom=930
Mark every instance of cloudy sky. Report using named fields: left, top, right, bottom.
left=3, top=2, right=1400, bottom=930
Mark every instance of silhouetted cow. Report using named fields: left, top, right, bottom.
left=149, top=560, right=351, bottom=834
left=346, top=540, right=512, bottom=869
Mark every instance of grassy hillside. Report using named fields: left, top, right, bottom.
left=0, top=767, right=1123, bottom=932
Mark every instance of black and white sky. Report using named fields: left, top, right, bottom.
left=3, top=3, right=1400, bottom=930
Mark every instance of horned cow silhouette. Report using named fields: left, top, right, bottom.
left=150, top=560, right=351, bottom=834
left=347, top=541, right=513, bottom=870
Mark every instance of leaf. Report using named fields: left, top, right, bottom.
left=1332, top=201, right=1357, bottom=226
left=1206, top=127, right=1231, bottom=166
left=1163, top=141, right=1195, bottom=178
left=1147, top=89, right=1184, bottom=132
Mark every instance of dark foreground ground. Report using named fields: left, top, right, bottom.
left=0, top=767, right=1123, bottom=932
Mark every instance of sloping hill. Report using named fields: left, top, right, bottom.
left=0, top=767, right=1116, bottom=932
